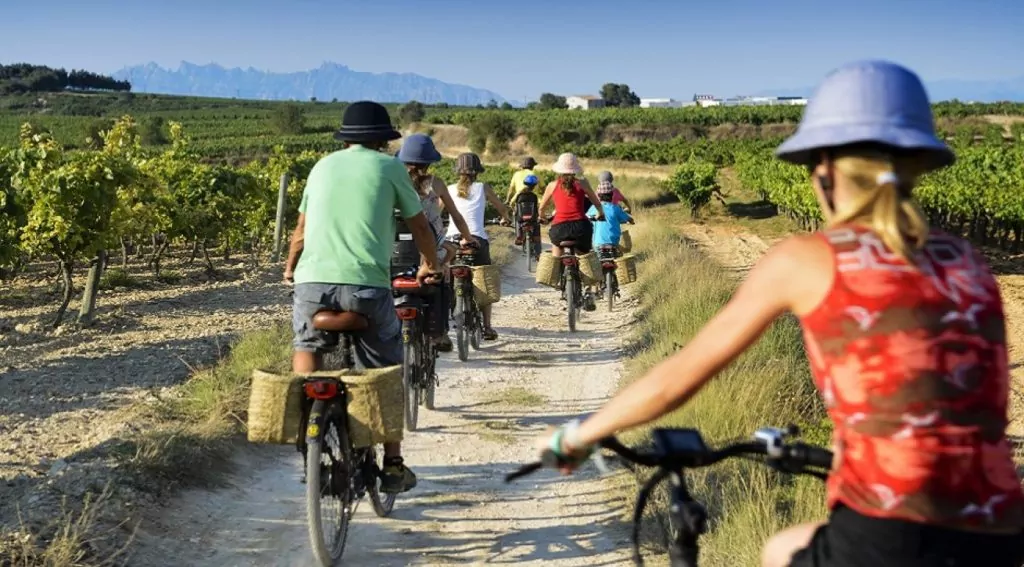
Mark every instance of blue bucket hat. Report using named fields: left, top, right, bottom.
left=397, top=133, right=442, bottom=165
left=775, top=60, right=954, bottom=172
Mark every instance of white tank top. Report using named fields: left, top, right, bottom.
left=445, top=182, right=489, bottom=241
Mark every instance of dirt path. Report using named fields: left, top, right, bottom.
left=130, top=251, right=641, bottom=566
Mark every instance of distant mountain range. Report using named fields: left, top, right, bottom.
left=756, top=74, right=1024, bottom=102
left=112, top=61, right=509, bottom=106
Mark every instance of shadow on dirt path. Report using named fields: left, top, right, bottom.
left=129, top=247, right=645, bottom=566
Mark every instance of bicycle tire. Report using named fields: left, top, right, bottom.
left=423, top=341, right=436, bottom=410
left=566, top=270, right=578, bottom=332
left=525, top=235, right=534, bottom=273
left=606, top=270, right=615, bottom=312
left=403, top=339, right=419, bottom=431
left=305, top=399, right=355, bottom=567
left=454, top=295, right=469, bottom=362
left=470, top=301, right=482, bottom=351
left=367, top=446, right=396, bottom=517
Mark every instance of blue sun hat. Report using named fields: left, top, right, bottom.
left=397, top=133, right=442, bottom=165
left=775, top=60, right=954, bottom=172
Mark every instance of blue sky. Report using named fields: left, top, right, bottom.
left=4, top=0, right=1023, bottom=100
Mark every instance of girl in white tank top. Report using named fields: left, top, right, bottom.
left=445, top=181, right=489, bottom=241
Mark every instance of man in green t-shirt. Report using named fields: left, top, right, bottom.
left=284, top=101, right=440, bottom=494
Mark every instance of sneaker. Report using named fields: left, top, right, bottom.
left=583, top=292, right=597, bottom=312
left=380, top=457, right=417, bottom=494
left=435, top=335, right=453, bottom=352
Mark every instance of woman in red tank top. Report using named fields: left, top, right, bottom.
left=533, top=61, right=1024, bottom=567
left=538, top=153, right=604, bottom=258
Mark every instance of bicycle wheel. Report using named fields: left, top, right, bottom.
left=566, top=271, right=578, bottom=332
left=454, top=293, right=469, bottom=362
left=305, top=399, right=355, bottom=567
left=525, top=235, right=534, bottom=273
left=366, top=446, right=396, bottom=517
left=606, top=270, right=615, bottom=312
left=422, top=342, right=437, bottom=410
left=469, top=301, right=482, bottom=351
left=403, top=339, right=420, bottom=432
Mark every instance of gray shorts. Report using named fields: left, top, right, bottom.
left=292, top=283, right=401, bottom=369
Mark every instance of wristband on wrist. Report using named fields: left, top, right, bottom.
left=562, top=419, right=583, bottom=452
left=549, top=427, right=567, bottom=458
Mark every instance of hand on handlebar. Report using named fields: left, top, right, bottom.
left=460, top=235, right=479, bottom=247
left=416, top=265, right=444, bottom=285
left=283, top=269, right=295, bottom=286
left=535, top=420, right=594, bottom=475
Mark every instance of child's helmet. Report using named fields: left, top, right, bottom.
left=523, top=174, right=539, bottom=187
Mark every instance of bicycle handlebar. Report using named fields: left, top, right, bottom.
left=505, top=425, right=832, bottom=567
left=506, top=426, right=832, bottom=482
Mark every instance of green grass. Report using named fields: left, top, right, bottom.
left=621, top=219, right=829, bottom=566
left=98, top=268, right=134, bottom=290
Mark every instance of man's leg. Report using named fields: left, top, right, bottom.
left=292, top=283, right=333, bottom=373
left=341, top=285, right=417, bottom=493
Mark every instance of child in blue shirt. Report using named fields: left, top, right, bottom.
left=587, top=182, right=635, bottom=251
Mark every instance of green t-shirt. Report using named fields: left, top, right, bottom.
left=294, top=145, right=423, bottom=288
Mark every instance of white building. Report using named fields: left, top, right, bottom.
left=566, top=95, right=606, bottom=110
left=640, top=98, right=689, bottom=108
left=693, top=94, right=720, bottom=107
left=693, top=93, right=807, bottom=107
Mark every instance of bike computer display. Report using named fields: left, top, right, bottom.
left=652, top=428, right=709, bottom=456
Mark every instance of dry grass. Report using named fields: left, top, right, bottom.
left=619, top=218, right=829, bottom=566
left=487, top=386, right=547, bottom=408
left=3, top=488, right=132, bottom=567
left=487, top=226, right=516, bottom=268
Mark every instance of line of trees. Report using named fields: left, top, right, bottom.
left=528, top=83, right=640, bottom=110
left=0, top=64, right=131, bottom=95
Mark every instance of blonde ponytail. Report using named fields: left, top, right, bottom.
left=457, top=173, right=475, bottom=198
left=830, top=148, right=929, bottom=262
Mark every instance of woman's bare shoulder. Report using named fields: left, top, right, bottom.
left=760, top=233, right=830, bottom=271
left=430, top=175, right=448, bottom=192
left=752, top=232, right=833, bottom=316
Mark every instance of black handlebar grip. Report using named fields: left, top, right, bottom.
left=504, top=462, right=543, bottom=483
left=788, top=443, right=833, bottom=470
left=804, top=446, right=834, bottom=469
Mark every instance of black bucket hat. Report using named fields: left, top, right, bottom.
left=520, top=156, right=538, bottom=169
left=334, top=101, right=402, bottom=142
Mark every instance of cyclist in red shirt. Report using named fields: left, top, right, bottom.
left=536, top=60, right=1024, bottom=567
left=538, top=152, right=604, bottom=259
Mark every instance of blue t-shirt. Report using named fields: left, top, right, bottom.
left=587, top=202, right=631, bottom=247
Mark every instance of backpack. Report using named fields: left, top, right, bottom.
left=514, top=191, right=540, bottom=221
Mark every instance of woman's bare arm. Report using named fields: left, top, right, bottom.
left=483, top=184, right=512, bottom=223
left=571, top=235, right=829, bottom=448
left=538, top=181, right=556, bottom=217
